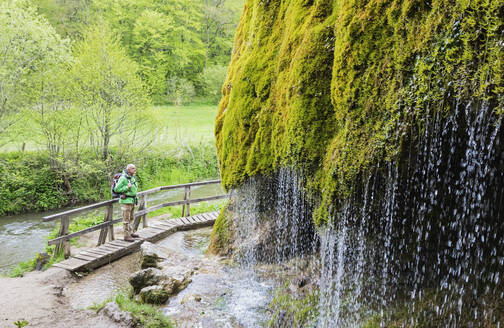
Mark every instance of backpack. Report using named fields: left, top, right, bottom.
left=111, top=173, right=131, bottom=198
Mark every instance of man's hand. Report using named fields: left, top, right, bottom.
left=128, top=182, right=132, bottom=189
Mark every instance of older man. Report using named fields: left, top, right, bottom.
left=114, top=164, right=139, bottom=241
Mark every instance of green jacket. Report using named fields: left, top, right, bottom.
left=114, top=171, right=138, bottom=204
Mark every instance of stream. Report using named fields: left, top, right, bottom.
left=0, top=184, right=223, bottom=275
left=66, top=227, right=273, bottom=327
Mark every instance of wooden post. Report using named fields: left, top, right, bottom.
left=98, top=203, right=114, bottom=245
left=134, top=194, right=148, bottom=231
left=182, top=186, right=191, bottom=217
left=141, top=194, right=148, bottom=228
left=107, top=203, right=114, bottom=241
left=54, top=216, right=70, bottom=259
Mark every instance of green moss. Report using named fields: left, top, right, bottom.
left=209, top=206, right=233, bottom=255
left=215, top=0, right=504, bottom=225
left=267, top=283, right=319, bottom=328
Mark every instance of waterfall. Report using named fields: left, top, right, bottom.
left=317, top=100, right=504, bottom=326
left=225, top=100, right=503, bottom=326
left=228, top=168, right=319, bottom=268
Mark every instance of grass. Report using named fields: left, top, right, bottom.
left=0, top=103, right=218, bottom=152
left=149, top=103, right=218, bottom=147
left=90, top=292, right=174, bottom=328
left=8, top=251, right=64, bottom=277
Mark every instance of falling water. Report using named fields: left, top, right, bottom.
left=229, top=168, right=319, bottom=268
left=317, top=100, right=504, bottom=326
left=225, top=99, right=502, bottom=326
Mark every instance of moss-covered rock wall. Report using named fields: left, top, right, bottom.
left=215, top=0, right=504, bottom=224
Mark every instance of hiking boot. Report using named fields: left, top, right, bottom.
left=131, top=233, right=139, bottom=238
left=124, top=236, right=135, bottom=242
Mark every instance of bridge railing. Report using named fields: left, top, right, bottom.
left=42, top=179, right=227, bottom=258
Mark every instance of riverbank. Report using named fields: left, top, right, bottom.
left=0, top=267, right=127, bottom=328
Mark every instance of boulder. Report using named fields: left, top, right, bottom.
left=101, top=302, right=133, bottom=325
left=140, top=242, right=165, bottom=269
left=160, top=266, right=193, bottom=295
left=139, top=285, right=170, bottom=304
left=130, top=265, right=194, bottom=301
left=129, top=268, right=164, bottom=294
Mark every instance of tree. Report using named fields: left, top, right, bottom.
left=199, top=64, right=227, bottom=103
left=0, top=0, right=69, bottom=136
left=132, top=9, right=177, bottom=97
left=71, top=24, right=150, bottom=161
left=202, top=0, right=242, bottom=68
left=34, top=0, right=90, bottom=39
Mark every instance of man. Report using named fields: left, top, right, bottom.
left=114, top=164, right=139, bottom=241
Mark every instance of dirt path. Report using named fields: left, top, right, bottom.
left=0, top=267, right=127, bottom=328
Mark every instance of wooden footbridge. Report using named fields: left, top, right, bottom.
left=42, top=180, right=227, bottom=272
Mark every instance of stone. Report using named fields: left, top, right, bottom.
left=101, top=302, right=133, bottom=325
left=129, top=267, right=164, bottom=294
left=130, top=265, right=193, bottom=298
left=35, top=252, right=49, bottom=271
left=160, top=266, right=193, bottom=295
left=139, top=285, right=170, bottom=305
left=140, top=242, right=166, bottom=269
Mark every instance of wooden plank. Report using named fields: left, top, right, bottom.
left=159, top=179, right=221, bottom=191
left=53, top=257, right=89, bottom=269
left=200, top=213, right=213, bottom=221
left=101, top=243, right=123, bottom=249
left=154, top=222, right=176, bottom=228
left=83, top=249, right=111, bottom=256
left=186, top=216, right=197, bottom=223
left=43, top=199, right=117, bottom=222
left=72, top=242, right=143, bottom=271
left=109, top=240, right=130, bottom=247
left=150, top=224, right=171, bottom=231
left=134, top=195, right=228, bottom=218
left=182, top=185, right=191, bottom=217
left=48, top=219, right=122, bottom=245
left=98, top=246, right=122, bottom=253
left=73, top=253, right=99, bottom=262
left=106, top=204, right=115, bottom=241
left=194, top=215, right=206, bottom=222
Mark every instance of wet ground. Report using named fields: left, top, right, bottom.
left=65, top=227, right=273, bottom=327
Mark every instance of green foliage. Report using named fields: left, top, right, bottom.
left=8, top=257, right=37, bottom=278
left=89, top=292, right=174, bottom=327
left=267, top=283, right=319, bottom=328
left=0, top=152, right=67, bottom=215
left=215, top=0, right=504, bottom=225
left=114, top=292, right=174, bottom=328
left=148, top=199, right=226, bottom=219
left=13, top=320, right=29, bottom=328
left=0, top=0, right=70, bottom=136
left=72, top=23, right=151, bottom=161
left=0, top=141, right=219, bottom=216
left=166, top=77, right=196, bottom=106
left=34, top=0, right=90, bottom=39
left=90, top=0, right=244, bottom=100
left=199, top=65, right=228, bottom=104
